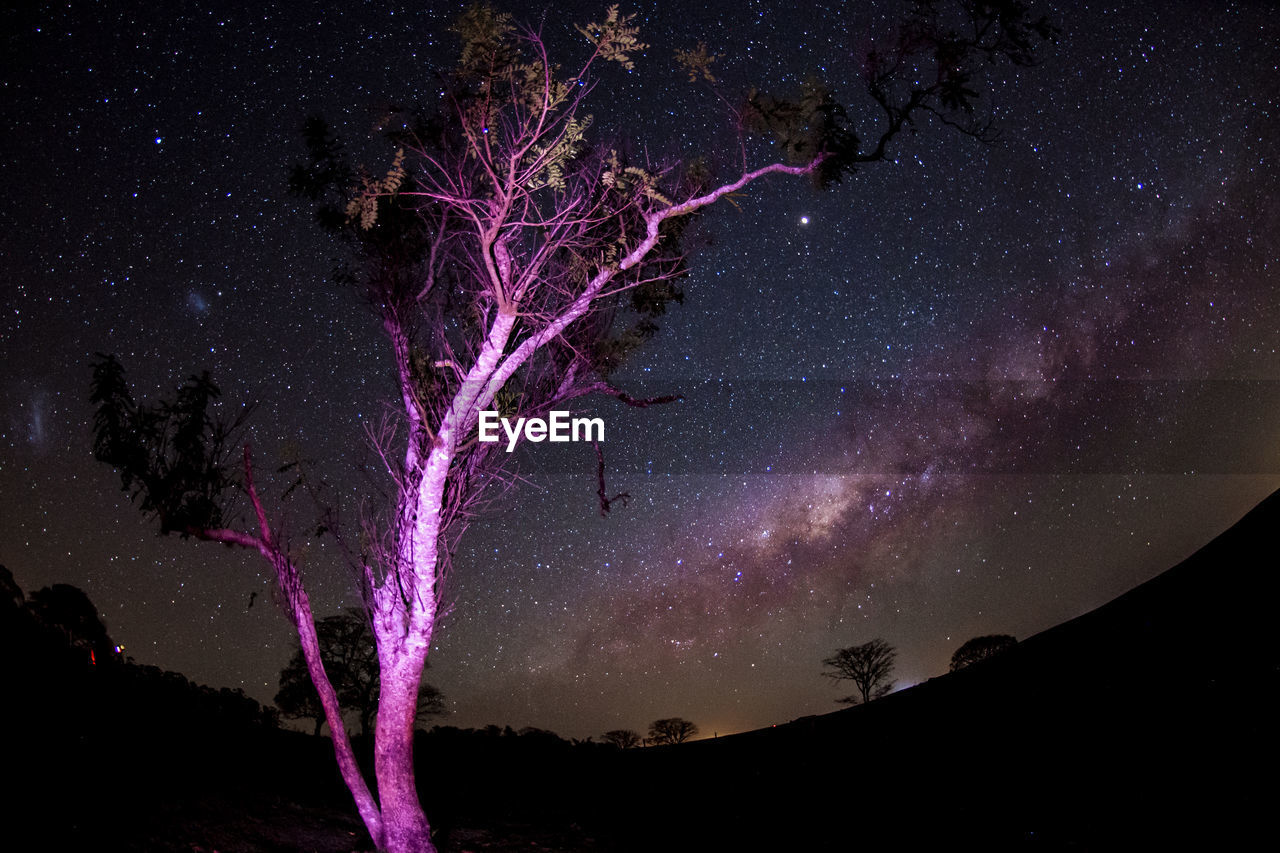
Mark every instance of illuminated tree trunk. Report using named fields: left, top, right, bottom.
left=291, top=599, right=385, bottom=843
left=373, top=640, right=435, bottom=853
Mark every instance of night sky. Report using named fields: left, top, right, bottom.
left=3, top=0, right=1278, bottom=741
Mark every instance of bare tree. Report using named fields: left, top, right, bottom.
left=601, top=728, right=641, bottom=749
left=90, top=4, right=1051, bottom=850
left=950, top=634, right=1017, bottom=671
left=649, top=717, right=699, bottom=745
left=823, top=638, right=897, bottom=705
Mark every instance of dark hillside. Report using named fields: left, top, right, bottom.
left=598, top=489, right=1280, bottom=849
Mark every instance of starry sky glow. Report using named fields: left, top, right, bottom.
left=2, top=0, right=1278, bottom=739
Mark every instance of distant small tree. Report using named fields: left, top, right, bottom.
left=648, top=717, right=698, bottom=745
left=950, top=634, right=1016, bottom=671
left=823, top=638, right=896, bottom=705
left=601, top=728, right=641, bottom=749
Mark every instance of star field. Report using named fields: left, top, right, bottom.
left=1, top=0, right=1278, bottom=739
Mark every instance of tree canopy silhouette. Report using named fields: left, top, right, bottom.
left=649, top=717, right=699, bottom=745
left=950, top=634, right=1017, bottom=671
left=601, top=728, right=641, bottom=749
left=274, top=647, right=326, bottom=736
left=0, top=565, right=22, bottom=612
left=90, top=354, right=249, bottom=536
left=89, top=4, right=1052, bottom=850
left=275, top=609, right=446, bottom=737
left=823, top=638, right=897, bottom=705
left=27, top=583, right=117, bottom=663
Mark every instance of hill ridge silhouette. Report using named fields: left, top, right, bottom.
left=608, top=487, right=1279, bottom=849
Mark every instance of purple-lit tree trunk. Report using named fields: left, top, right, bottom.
left=315, top=10, right=829, bottom=845
left=93, top=3, right=1050, bottom=850
left=192, top=450, right=386, bottom=840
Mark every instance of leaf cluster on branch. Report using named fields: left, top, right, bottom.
left=90, top=354, right=248, bottom=536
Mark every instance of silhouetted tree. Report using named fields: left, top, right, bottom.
left=27, top=583, right=117, bottom=663
left=275, top=609, right=447, bottom=736
left=275, top=650, right=326, bottom=735
left=89, top=354, right=247, bottom=537
left=0, top=565, right=22, bottom=611
left=950, top=634, right=1017, bottom=671
left=0, top=566, right=37, bottom=673
left=649, top=717, right=699, bottom=745
left=90, top=4, right=1051, bottom=848
left=602, top=728, right=641, bottom=749
left=823, top=638, right=897, bottom=705
left=318, top=609, right=382, bottom=738
left=415, top=683, right=448, bottom=728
